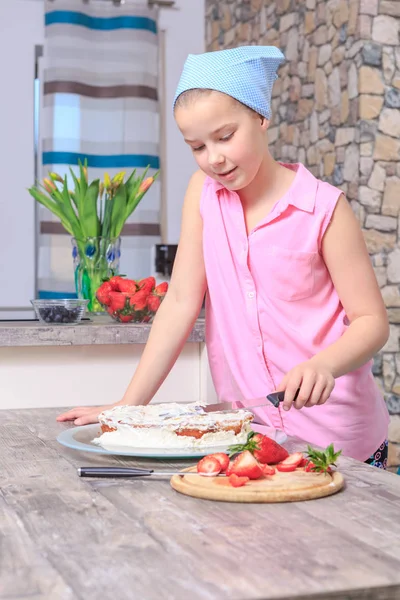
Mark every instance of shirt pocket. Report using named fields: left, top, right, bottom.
left=265, top=246, right=316, bottom=302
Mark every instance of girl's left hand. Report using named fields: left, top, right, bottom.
left=276, top=361, right=335, bottom=411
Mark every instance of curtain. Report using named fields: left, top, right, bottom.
left=39, top=0, right=160, bottom=297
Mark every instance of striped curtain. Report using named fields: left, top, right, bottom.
left=39, top=0, right=161, bottom=298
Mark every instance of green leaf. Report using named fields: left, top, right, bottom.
left=69, top=167, right=81, bottom=212
left=28, top=187, right=73, bottom=235
left=110, top=183, right=128, bottom=238
left=60, top=176, right=83, bottom=240
left=101, top=195, right=113, bottom=239
left=81, top=179, right=100, bottom=237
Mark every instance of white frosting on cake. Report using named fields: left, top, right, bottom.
left=93, top=402, right=253, bottom=450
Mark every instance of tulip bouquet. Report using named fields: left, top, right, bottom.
left=28, top=160, right=158, bottom=312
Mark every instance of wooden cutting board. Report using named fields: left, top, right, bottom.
left=170, top=467, right=344, bottom=503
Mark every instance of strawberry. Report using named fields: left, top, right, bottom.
left=230, top=450, right=263, bottom=480
left=129, top=290, right=149, bottom=311
left=108, top=276, right=126, bottom=291
left=118, top=314, right=134, bottom=323
left=276, top=463, right=297, bottom=472
left=261, top=464, right=276, bottom=476
left=138, top=276, right=156, bottom=294
left=147, top=294, right=161, bottom=312
left=207, top=453, right=229, bottom=473
left=197, top=456, right=221, bottom=476
left=299, top=457, right=308, bottom=468
left=276, top=452, right=304, bottom=472
left=228, top=474, right=249, bottom=487
left=118, top=279, right=138, bottom=294
left=96, top=281, right=112, bottom=306
left=225, top=460, right=234, bottom=476
left=154, top=281, right=168, bottom=296
left=305, top=461, right=316, bottom=472
left=109, top=291, right=126, bottom=312
left=229, top=431, right=289, bottom=465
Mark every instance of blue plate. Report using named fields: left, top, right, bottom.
left=57, top=423, right=287, bottom=459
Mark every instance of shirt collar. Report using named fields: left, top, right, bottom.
left=212, top=162, right=317, bottom=214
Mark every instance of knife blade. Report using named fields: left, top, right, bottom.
left=77, top=467, right=225, bottom=478
left=204, top=389, right=300, bottom=412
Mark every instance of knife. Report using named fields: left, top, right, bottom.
left=77, top=467, right=225, bottom=478
left=203, top=390, right=299, bottom=412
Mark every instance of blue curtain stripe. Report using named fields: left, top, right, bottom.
left=42, top=152, right=160, bottom=170
left=45, top=10, right=157, bottom=33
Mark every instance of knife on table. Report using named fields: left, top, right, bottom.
left=78, top=467, right=225, bottom=478
left=203, top=389, right=299, bottom=412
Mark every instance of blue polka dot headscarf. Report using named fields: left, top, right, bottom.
left=173, top=46, right=285, bottom=120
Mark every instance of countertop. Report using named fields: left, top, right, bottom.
left=2, top=407, right=400, bottom=600
left=0, top=314, right=205, bottom=347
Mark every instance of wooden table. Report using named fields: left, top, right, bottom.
left=2, top=408, right=400, bottom=600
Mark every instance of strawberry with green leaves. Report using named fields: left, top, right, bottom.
left=229, top=431, right=289, bottom=465
left=305, top=444, right=342, bottom=474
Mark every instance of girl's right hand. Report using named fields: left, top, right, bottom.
left=56, top=404, right=115, bottom=425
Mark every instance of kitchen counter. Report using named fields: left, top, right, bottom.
left=0, top=315, right=214, bottom=411
left=0, top=314, right=205, bottom=347
left=2, top=407, right=400, bottom=600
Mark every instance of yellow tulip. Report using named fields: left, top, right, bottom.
left=104, top=173, right=111, bottom=189
left=139, top=176, right=154, bottom=194
left=43, top=178, right=56, bottom=193
left=112, top=171, right=125, bottom=186
left=49, top=172, right=64, bottom=183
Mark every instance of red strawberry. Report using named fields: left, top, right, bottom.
left=147, top=294, right=161, bottom=312
left=96, top=281, right=112, bottom=306
left=225, top=460, right=234, bottom=476
left=129, top=290, right=149, bottom=311
left=276, top=452, right=304, bottom=472
left=230, top=450, right=263, bottom=480
left=197, top=456, right=221, bottom=476
left=154, top=281, right=168, bottom=296
left=138, top=276, right=156, bottom=293
left=118, top=279, right=138, bottom=294
left=252, top=433, right=289, bottom=464
left=228, top=474, right=249, bottom=487
left=118, top=314, right=134, bottom=323
left=230, top=431, right=289, bottom=465
left=109, top=291, right=126, bottom=312
left=276, top=463, right=297, bottom=472
left=299, top=457, right=308, bottom=468
left=108, top=276, right=126, bottom=291
left=207, top=453, right=229, bottom=473
left=261, top=464, right=276, bottom=476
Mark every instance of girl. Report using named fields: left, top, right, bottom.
left=58, top=46, right=390, bottom=468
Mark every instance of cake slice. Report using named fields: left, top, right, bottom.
left=93, top=402, right=254, bottom=450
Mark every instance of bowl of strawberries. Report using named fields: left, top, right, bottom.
left=96, top=275, right=168, bottom=323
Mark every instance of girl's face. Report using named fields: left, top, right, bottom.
left=175, top=92, right=269, bottom=191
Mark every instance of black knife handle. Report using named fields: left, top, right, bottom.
left=78, top=467, right=154, bottom=478
left=267, top=389, right=300, bottom=407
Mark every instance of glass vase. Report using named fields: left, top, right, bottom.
left=72, top=237, right=121, bottom=314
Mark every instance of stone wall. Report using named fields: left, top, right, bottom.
left=205, top=0, right=400, bottom=470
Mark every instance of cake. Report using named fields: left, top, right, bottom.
left=93, top=402, right=254, bottom=450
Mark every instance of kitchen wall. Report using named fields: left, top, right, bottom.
left=0, top=0, right=203, bottom=307
left=205, top=0, right=400, bottom=470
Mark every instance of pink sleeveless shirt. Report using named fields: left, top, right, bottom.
left=201, top=162, right=389, bottom=461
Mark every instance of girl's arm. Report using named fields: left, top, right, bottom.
left=57, top=170, right=207, bottom=424
left=278, top=194, right=389, bottom=410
